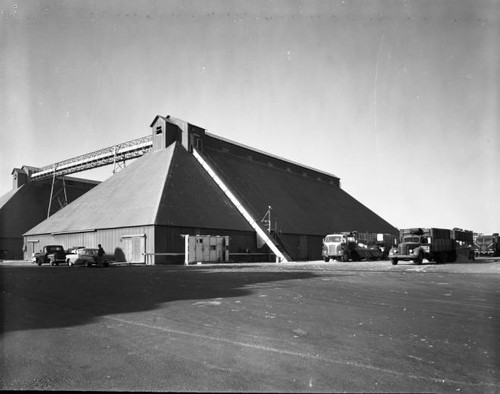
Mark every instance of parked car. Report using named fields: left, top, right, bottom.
left=32, top=245, right=66, bottom=266
left=65, top=246, right=84, bottom=255
left=67, top=248, right=109, bottom=267
left=65, top=247, right=85, bottom=265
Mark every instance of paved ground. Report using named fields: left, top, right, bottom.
left=1, top=258, right=499, bottom=392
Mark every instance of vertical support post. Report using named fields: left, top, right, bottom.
left=184, top=234, right=189, bottom=265
left=62, top=177, right=68, bottom=206
left=47, top=166, right=57, bottom=218
left=268, top=205, right=272, bottom=232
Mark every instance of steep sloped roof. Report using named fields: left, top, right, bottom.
left=25, top=143, right=252, bottom=236
left=2, top=179, right=99, bottom=237
left=0, top=187, right=19, bottom=210
left=25, top=146, right=175, bottom=235
left=156, top=144, right=252, bottom=231
left=204, top=147, right=397, bottom=236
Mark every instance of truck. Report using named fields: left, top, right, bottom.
left=322, top=231, right=397, bottom=262
left=389, top=228, right=474, bottom=265
left=32, top=245, right=66, bottom=266
left=473, top=233, right=500, bottom=257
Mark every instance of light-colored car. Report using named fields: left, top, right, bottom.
left=66, top=248, right=109, bottom=267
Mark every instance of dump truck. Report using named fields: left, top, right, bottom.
left=322, top=231, right=397, bottom=262
left=389, top=228, right=474, bottom=265
left=474, top=233, right=500, bottom=257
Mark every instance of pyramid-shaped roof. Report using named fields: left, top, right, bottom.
left=25, top=143, right=252, bottom=235
left=204, top=144, right=397, bottom=236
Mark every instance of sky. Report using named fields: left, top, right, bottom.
left=1, top=0, right=499, bottom=234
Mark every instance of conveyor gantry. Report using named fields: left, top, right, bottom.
left=30, top=135, right=153, bottom=181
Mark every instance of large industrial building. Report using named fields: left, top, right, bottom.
left=0, top=167, right=99, bottom=260
left=10, top=115, right=396, bottom=264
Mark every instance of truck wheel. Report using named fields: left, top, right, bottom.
left=341, top=253, right=348, bottom=262
left=414, top=253, right=423, bottom=265
left=391, top=258, right=398, bottom=265
left=86, top=261, right=92, bottom=268
left=323, top=256, right=329, bottom=262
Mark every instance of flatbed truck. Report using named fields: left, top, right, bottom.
left=389, top=228, right=474, bottom=265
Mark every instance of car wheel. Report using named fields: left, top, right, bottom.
left=37, top=259, right=42, bottom=266
left=391, top=258, right=398, bottom=265
left=323, top=256, right=329, bottom=262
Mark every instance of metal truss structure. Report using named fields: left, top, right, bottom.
left=31, top=135, right=153, bottom=181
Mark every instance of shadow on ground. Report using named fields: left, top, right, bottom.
left=0, top=265, right=329, bottom=334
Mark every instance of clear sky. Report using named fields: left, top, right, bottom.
left=1, top=0, right=499, bottom=234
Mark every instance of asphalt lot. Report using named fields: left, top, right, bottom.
left=1, top=258, right=499, bottom=392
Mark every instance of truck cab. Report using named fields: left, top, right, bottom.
left=322, top=232, right=384, bottom=262
left=389, top=234, right=429, bottom=265
left=322, top=234, right=345, bottom=262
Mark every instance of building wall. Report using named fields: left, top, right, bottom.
left=153, top=225, right=272, bottom=264
left=1, top=179, right=98, bottom=260
left=278, top=233, right=324, bottom=261
left=24, top=225, right=155, bottom=263
left=151, top=117, right=166, bottom=152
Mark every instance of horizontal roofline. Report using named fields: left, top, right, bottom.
left=205, top=132, right=340, bottom=181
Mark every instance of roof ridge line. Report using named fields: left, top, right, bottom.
left=205, top=132, right=339, bottom=180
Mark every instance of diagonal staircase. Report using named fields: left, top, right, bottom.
left=192, top=148, right=291, bottom=263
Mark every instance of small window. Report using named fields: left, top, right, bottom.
left=196, top=138, right=203, bottom=150
left=156, top=126, right=162, bottom=135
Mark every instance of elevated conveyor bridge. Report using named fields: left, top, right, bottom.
left=31, top=135, right=153, bottom=181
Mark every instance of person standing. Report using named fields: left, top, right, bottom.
left=97, top=244, right=105, bottom=267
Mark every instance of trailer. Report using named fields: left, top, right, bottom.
left=389, top=228, right=474, bottom=265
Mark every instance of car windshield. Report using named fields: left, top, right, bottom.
left=79, top=249, right=98, bottom=256
left=325, top=236, right=342, bottom=243
left=47, top=246, right=64, bottom=252
left=477, top=236, right=493, bottom=243
left=403, top=236, right=420, bottom=243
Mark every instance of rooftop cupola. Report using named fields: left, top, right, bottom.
left=150, top=115, right=205, bottom=152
